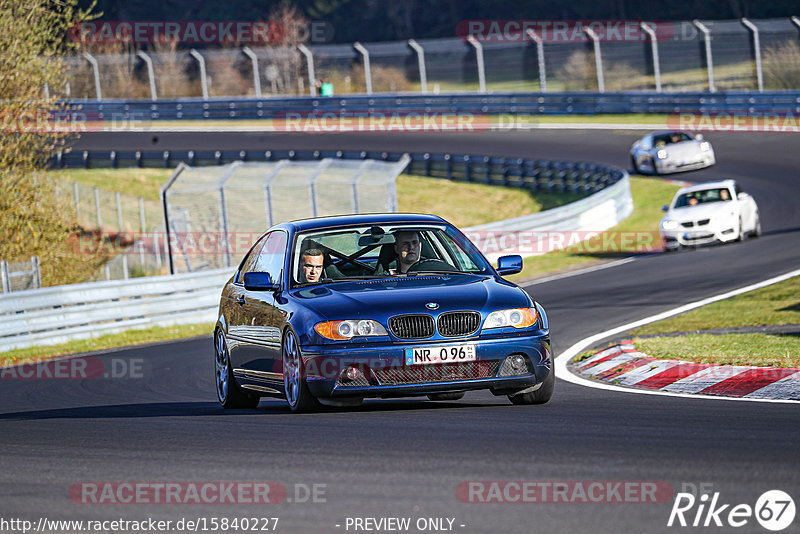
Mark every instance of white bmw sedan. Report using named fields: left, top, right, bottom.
left=660, top=180, right=761, bottom=250
left=631, top=131, right=715, bottom=174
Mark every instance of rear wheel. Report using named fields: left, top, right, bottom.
left=630, top=155, right=640, bottom=174
left=282, top=329, right=321, bottom=413
left=752, top=213, right=762, bottom=237
left=215, top=329, right=259, bottom=409
left=508, top=369, right=554, bottom=405
left=427, top=392, right=465, bottom=401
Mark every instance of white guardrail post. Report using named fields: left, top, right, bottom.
left=242, top=46, right=262, bottom=98
left=82, top=52, right=102, bottom=101
left=407, top=39, right=428, bottom=94
left=583, top=26, right=605, bottom=93
left=640, top=23, right=662, bottom=93
left=741, top=18, right=763, bottom=93
left=466, top=36, right=486, bottom=94
left=693, top=20, right=715, bottom=93
left=136, top=51, right=158, bottom=100
left=297, top=44, right=316, bottom=96
left=189, top=49, right=209, bottom=100
left=353, top=42, right=373, bottom=94
left=526, top=29, right=546, bottom=92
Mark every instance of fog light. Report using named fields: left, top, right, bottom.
left=510, top=354, right=525, bottom=371
left=345, top=366, right=361, bottom=381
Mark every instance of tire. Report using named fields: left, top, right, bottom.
left=282, top=329, right=321, bottom=413
left=737, top=216, right=748, bottom=242
left=215, top=329, right=259, bottom=409
left=427, top=392, right=465, bottom=401
left=752, top=213, right=762, bottom=238
left=508, top=368, right=554, bottom=405
left=630, top=155, right=640, bottom=175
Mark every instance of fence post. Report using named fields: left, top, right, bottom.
left=116, top=191, right=128, bottom=279
left=1, top=261, right=9, bottom=293
left=407, top=39, right=428, bottom=93
left=526, top=29, right=546, bottom=92
left=297, top=44, right=316, bottom=96
left=741, top=18, right=763, bottom=92
left=73, top=181, right=80, bottom=222
left=242, top=46, right=262, bottom=98
left=308, top=159, right=333, bottom=217
left=83, top=52, right=102, bottom=101
left=584, top=26, right=605, bottom=93
left=189, top=49, right=209, bottom=100
left=353, top=42, right=373, bottom=94
left=139, top=196, right=146, bottom=271
left=640, top=23, right=662, bottom=92
left=466, top=36, right=486, bottom=93
left=136, top=51, right=158, bottom=100
left=693, top=20, right=715, bottom=93
left=31, top=256, right=41, bottom=289
left=94, top=186, right=102, bottom=229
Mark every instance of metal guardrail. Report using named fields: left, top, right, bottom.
left=0, top=269, right=232, bottom=352
left=54, top=149, right=626, bottom=197
left=67, top=91, right=800, bottom=119
left=2, top=166, right=631, bottom=353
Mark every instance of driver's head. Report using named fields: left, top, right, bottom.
left=720, top=189, right=730, bottom=200
left=301, top=249, right=324, bottom=283
left=393, top=231, right=420, bottom=272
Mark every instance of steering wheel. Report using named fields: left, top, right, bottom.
left=406, top=258, right=457, bottom=273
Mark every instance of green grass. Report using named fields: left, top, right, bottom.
left=45, top=168, right=172, bottom=201
left=0, top=323, right=214, bottom=366
left=509, top=175, right=681, bottom=281
left=631, top=334, right=800, bottom=368
left=631, top=276, right=800, bottom=335
left=397, top=175, right=582, bottom=228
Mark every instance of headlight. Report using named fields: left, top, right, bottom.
left=484, top=308, right=538, bottom=329
left=315, top=320, right=388, bottom=340
left=662, top=219, right=679, bottom=230
left=656, top=149, right=668, bottom=160
left=699, top=141, right=711, bottom=152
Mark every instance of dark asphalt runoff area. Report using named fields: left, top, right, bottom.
left=1, top=129, right=798, bottom=534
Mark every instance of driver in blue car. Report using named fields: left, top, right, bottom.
left=393, top=230, right=421, bottom=274
left=300, top=248, right=325, bottom=283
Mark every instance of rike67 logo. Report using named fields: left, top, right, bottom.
left=668, top=488, right=795, bottom=531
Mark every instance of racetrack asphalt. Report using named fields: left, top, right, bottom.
left=1, top=129, right=798, bottom=533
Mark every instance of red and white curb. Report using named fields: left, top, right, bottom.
left=574, top=343, right=800, bottom=400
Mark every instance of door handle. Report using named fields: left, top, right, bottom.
left=236, top=296, right=245, bottom=305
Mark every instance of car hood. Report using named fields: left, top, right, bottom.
left=660, top=141, right=702, bottom=158
left=667, top=202, right=736, bottom=221
left=290, top=274, right=529, bottom=319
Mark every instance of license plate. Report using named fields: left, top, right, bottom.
left=405, top=344, right=476, bottom=365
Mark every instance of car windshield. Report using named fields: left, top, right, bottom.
left=291, top=224, right=492, bottom=286
left=653, top=132, right=691, bottom=146
left=674, top=188, right=732, bottom=208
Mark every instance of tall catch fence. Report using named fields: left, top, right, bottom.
left=161, top=157, right=410, bottom=274
left=59, top=18, right=800, bottom=100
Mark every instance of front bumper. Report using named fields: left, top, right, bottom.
left=655, top=153, right=715, bottom=174
left=300, top=332, right=551, bottom=399
left=661, top=223, right=737, bottom=248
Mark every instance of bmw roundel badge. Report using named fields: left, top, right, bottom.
left=425, top=302, right=439, bottom=310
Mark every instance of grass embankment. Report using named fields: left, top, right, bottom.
left=5, top=168, right=583, bottom=364
left=509, top=176, right=681, bottom=281
left=577, top=276, right=800, bottom=368
left=629, top=276, right=800, bottom=368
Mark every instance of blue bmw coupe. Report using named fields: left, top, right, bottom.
left=214, top=213, right=553, bottom=412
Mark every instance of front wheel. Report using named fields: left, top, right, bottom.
left=737, top=216, right=748, bottom=242
left=282, top=329, right=321, bottom=413
left=630, top=155, right=640, bottom=174
left=215, top=329, right=259, bottom=409
left=752, top=213, right=762, bottom=237
left=508, top=369, right=554, bottom=405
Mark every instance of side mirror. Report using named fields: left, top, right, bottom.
left=695, top=133, right=704, bottom=141
left=661, top=205, right=669, bottom=212
left=737, top=192, right=749, bottom=200
left=243, top=272, right=278, bottom=291
left=496, top=255, right=523, bottom=276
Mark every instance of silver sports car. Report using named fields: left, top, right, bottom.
left=630, top=131, right=715, bottom=175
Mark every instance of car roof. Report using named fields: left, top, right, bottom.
left=649, top=130, right=691, bottom=137
left=676, top=179, right=736, bottom=194
left=272, top=213, right=448, bottom=233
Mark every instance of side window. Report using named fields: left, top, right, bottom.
left=254, top=231, right=288, bottom=283
left=236, top=233, right=269, bottom=283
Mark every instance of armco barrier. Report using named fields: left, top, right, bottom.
left=2, top=169, right=631, bottom=353
left=0, top=269, right=232, bottom=352
left=54, top=150, right=626, bottom=198
left=67, top=91, right=800, bottom=120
